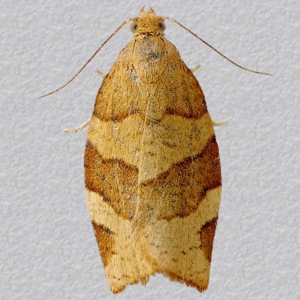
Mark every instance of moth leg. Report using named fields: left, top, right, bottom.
left=190, top=64, right=201, bottom=72
left=95, top=69, right=107, bottom=77
left=64, top=118, right=91, bottom=133
left=213, top=121, right=228, bottom=126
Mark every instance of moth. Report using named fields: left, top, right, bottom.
left=41, top=6, right=271, bottom=294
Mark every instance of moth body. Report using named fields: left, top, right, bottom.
left=84, top=7, right=221, bottom=294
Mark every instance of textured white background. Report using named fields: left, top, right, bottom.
left=1, top=0, right=299, bottom=299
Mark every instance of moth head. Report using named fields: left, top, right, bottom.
left=131, top=6, right=165, bottom=36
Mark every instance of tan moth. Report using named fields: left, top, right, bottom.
left=41, top=6, right=271, bottom=294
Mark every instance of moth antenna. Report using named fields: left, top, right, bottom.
left=164, top=17, right=272, bottom=76
left=40, top=18, right=134, bottom=98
